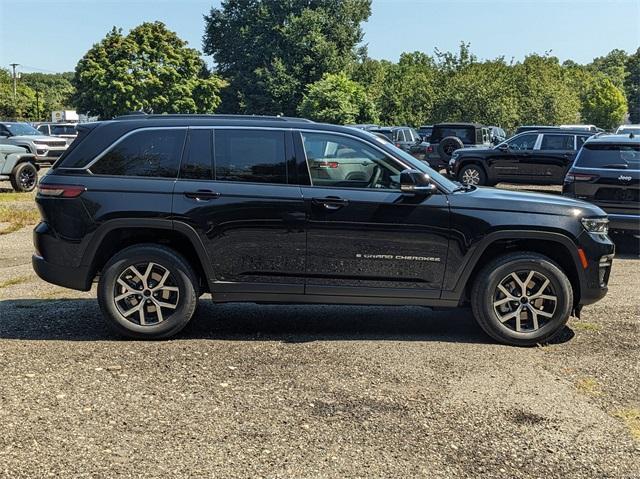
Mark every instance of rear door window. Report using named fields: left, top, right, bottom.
left=214, top=129, right=287, bottom=184
left=90, top=128, right=186, bottom=178
left=180, top=129, right=213, bottom=180
left=540, top=134, right=575, bottom=150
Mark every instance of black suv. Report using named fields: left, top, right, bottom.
left=33, top=115, right=614, bottom=346
left=449, top=129, right=593, bottom=186
left=563, top=134, right=639, bottom=235
left=425, top=123, right=492, bottom=170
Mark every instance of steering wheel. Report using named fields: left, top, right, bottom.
left=368, top=165, right=383, bottom=188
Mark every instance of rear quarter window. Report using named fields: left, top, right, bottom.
left=90, top=128, right=186, bottom=178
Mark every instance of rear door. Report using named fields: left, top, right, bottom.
left=530, top=133, right=576, bottom=183
left=172, top=127, right=307, bottom=294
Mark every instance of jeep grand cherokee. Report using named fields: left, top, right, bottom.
left=33, top=114, right=614, bottom=346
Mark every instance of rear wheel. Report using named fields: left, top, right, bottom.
left=458, top=164, right=486, bottom=186
left=10, top=162, right=38, bottom=192
left=98, top=244, right=199, bottom=339
left=471, top=252, right=573, bottom=346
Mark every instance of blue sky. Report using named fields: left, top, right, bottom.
left=0, top=0, right=638, bottom=74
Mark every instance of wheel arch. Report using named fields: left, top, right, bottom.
left=444, top=231, right=583, bottom=307
left=82, top=219, right=214, bottom=292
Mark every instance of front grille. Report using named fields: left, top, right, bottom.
left=594, top=188, right=639, bottom=202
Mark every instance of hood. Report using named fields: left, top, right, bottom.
left=453, top=146, right=494, bottom=155
left=454, top=186, right=606, bottom=218
left=11, top=135, right=67, bottom=145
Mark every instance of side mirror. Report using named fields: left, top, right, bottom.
left=400, top=169, right=437, bottom=196
left=497, top=143, right=509, bottom=151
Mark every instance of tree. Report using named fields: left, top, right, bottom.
left=582, top=76, right=628, bottom=129
left=377, top=52, right=438, bottom=126
left=21, top=72, right=74, bottom=121
left=625, top=48, right=640, bottom=123
left=203, top=0, right=372, bottom=116
left=589, top=49, right=629, bottom=90
left=73, top=22, right=225, bottom=119
left=0, top=69, right=37, bottom=120
left=297, top=72, right=377, bottom=124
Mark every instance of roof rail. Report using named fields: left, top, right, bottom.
left=111, top=113, right=314, bottom=123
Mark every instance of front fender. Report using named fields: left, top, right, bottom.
left=1, top=152, right=37, bottom=174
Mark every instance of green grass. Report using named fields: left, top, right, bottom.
left=572, top=322, right=602, bottom=332
left=0, top=191, right=37, bottom=202
left=0, top=204, right=41, bottom=235
left=575, top=377, right=602, bottom=396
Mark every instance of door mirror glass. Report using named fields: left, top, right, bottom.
left=400, top=169, right=437, bottom=196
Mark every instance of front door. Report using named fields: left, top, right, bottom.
left=491, top=133, right=540, bottom=181
left=297, top=131, right=450, bottom=299
left=529, top=133, right=577, bottom=183
left=172, top=127, right=306, bottom=294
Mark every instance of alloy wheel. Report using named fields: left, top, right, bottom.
left=113, top=262, right=180, bottom=326
left=492, top=270, right=557, bottom=332
left=461, top=168, right=481, bottom=185
left=19, top=168, right=36, bottom=190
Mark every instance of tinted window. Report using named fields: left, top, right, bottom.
left=575, top=143, right=640, bottom=170
left=214, top=129, right=286, bottom=184
left=181, top=129, right=213, bottom=180
left=507, top=133, right=538, bottom=150
left=302, top=132, right=403, bottom=190
left=51, top=125, right=77, bottom=135
left=91, top=129, right=186, bottom=178
left=540, top=134, right=574, bottom=150
left=431, top=127, right=474, bottom=143
left=577, top=135, right=591, bottom=148
left=37, top=125, right=49, bottom=134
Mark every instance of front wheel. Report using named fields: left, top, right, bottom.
left=471, top=252, right=573, bottom=346
left=97, top=244, right=199, bottom=339
left=458, top=164, right=486, bottom=186
left=10, top=162, right=38, bottom=192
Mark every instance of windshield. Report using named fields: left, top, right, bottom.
left=361, top=130, right=458, bottom=191
left=431, top=127, right=474, bottom=143
left=51, top=124, right=77, bottom=135
left=575, top=143, right=640, bottom=170
left=3, top=123, right=42, bottom=136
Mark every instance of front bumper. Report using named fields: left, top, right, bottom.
left=575, top=231, right=615, bottom=306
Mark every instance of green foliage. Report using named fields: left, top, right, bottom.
left=589, top=49, right=629, bottom=90
left=73, top=22, right=225, bottom=119
left=21, top=72, right=74, bottom=121
left=297, top=72, right=377, bottom=124
left=0, top=69, right=37, bottom=120
left=625, top=48, right=640, bottom=123
left=581, top=77, right=628, bottom=130
left=203, top=0, right=372, bottom=116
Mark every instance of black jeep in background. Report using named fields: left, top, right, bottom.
left=425, top=123, right=492, bottom=170
left=448, top=129, right=592, bottom=186
left=563, top=133, right=640, bottom=236
left=33, top=114, right=613, bottom=346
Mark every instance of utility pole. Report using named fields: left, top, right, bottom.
left=9, top=63, right=19, bottom=100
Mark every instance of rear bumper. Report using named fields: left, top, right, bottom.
left=32, top=254, right=92, bottom=291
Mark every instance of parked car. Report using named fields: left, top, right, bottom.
left=560, top=124, right=604, bottom=133
left=426, top=123, right=492, bottom=170
left=0, top=144, right=39, bottom=192
left=34, top=122, right=78, bottom=145
left=563, top=133, right=639, bottom=236
left=0, top=122, right=67, bottom=164
left=368, top=126, right=428, bottom=158
left=418, top=125, right=433, bottom=141
left=515, top=125, right=563, bottom=134
left=615, top=124, right=640, bottom=135
left=33, top=114, right=614, bottom=346
left=448, top=129, right=593, bottom=186
left=488, top=126, right=506, bottom=145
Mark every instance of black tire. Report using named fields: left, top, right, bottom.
left=10, top=162, right=38, bottom=192
left=437, top=136, right=464, bottom=160
left=471, top=252, right=573, bottom=346
left=458, top=163, right=487, bottom=186
left=97, top=244, right=200, bottom=339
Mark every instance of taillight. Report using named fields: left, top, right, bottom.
left=38, top=184, right=86, bottom=198
left=564, top=173, right=598, bottom=184
left=427, top=145, right=433, bottom=153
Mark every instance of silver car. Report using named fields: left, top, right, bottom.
left=0, top=122, right=68, bottom=164
left=34, top=122, right=78, bottom=145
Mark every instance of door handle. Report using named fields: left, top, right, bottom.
left=311, top=197, right=349, bottom=210
left=184, top=189, right=220, bottom=201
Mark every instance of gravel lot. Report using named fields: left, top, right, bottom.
left=0, top=183, right=638, bottom=478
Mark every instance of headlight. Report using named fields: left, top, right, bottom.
left=581, top=217, right=609, bottom=235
